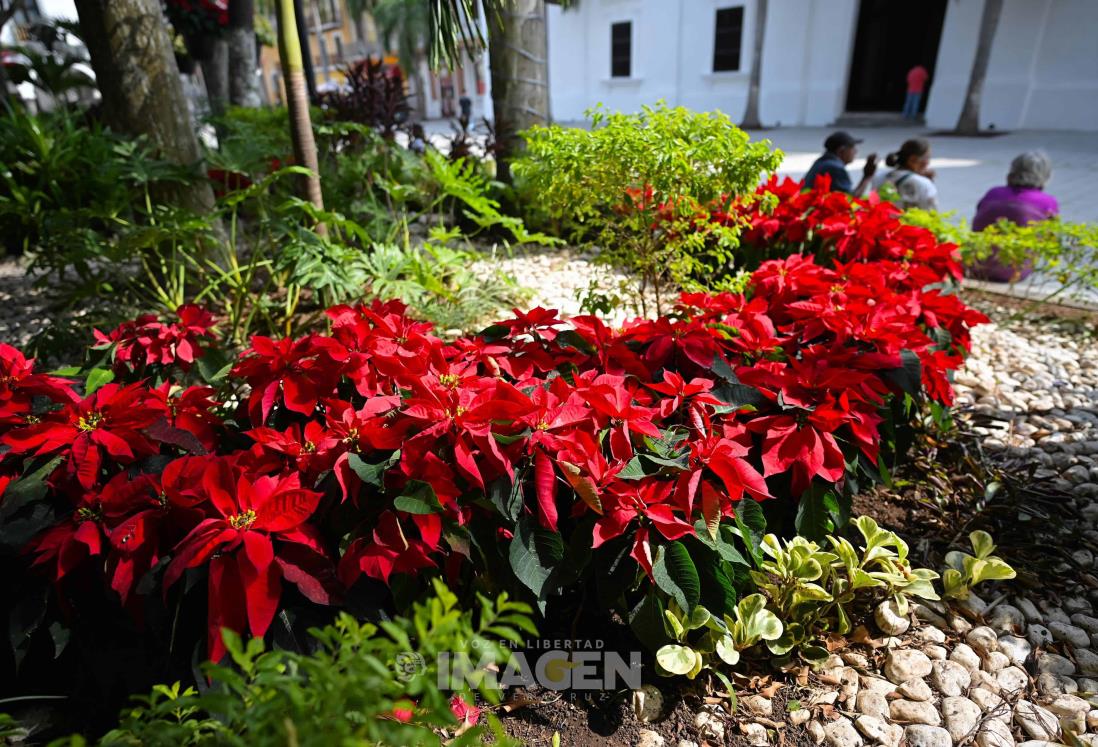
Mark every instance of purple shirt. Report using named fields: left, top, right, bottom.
left=973, top=186, right=1059, bottom=230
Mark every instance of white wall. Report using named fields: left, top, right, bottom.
left=925, top=0, right=1098, bottom=131
left=548, top=0, right=1097, bottom=131
left=547, top=0, right=859, bottom=126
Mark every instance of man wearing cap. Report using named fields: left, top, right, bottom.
left=803, top=131, right=878, bottom=196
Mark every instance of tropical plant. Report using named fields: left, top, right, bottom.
left=43, top=581, right=530, bottom=746
left=515, top=102, right=782, bottom=314
left=941, top=530, right=1016, bottom=600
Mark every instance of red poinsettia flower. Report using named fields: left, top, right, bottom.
left=0, top=342, right=78, bottom=429
left=164, top=459, right=331, bottom=662
left=3, top=383, right=163, bottom=489
left=233, top=335, right=348, bottom=423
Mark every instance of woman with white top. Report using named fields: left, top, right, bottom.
left=875, top=138, right=938, bottom=210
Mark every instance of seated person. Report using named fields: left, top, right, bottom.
left=874, top=138, right=938, bottom=210
left=803, top=131, right=877, bottom=196
left=967, top=151, right=1058, bottom=282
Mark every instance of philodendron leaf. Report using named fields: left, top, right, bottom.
left=942, top=568, right=967, bottom=599
left=734, top=593, right=783, bottom=645
left=656, top=644, right=698, bottom=676
left=715, top=634, right=740, bottom=665
left=969, top=530, right=997, bottom=559
left=965, top=556, right=1016, bottom=586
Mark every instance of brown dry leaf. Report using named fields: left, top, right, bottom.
left=824, top=635, right=848, bottom=652
left=816, top=673, right=843, bottom=687
left=703, top=696, right=724, bottom=705
left=850, top=625, right=886, bottom=649
left=795, top=666, right=810, bottom=686
left=819, top=704, right=839, bottom=721
left=759, top=681, right=783, bottom=699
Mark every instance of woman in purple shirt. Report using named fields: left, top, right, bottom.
left=968, top=151, right=1059, bottom=282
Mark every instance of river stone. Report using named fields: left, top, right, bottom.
left=1048, top=621, right=1091, bottom=648
left=860, top=676, right=897, bottom=696
left=1037, top=652, right=1077, bottom=675
left=743, top=722, right=769, bottom=747
left=1015, top=597, right=1044, bottom=623
left=1037, top=671, right=1078, bottom=695
left=1088, top=709, right=1098, bottom=730
left=884, top=649, right=933, bottom=684
left=982, top=651, right=1010, bottom=672
left=930, top=660, right=971, bottom=697
left=976, top=718, right=1015, bottom=747
left=1028, top=624, right=1054, bottom=648
left=971, top=669, right=1001, bottom=694
left=970, top=687, right=1006, bottom=717
left=915, top=626, right=946, bottom=644
left=637, top=730, right=665, bottom=747
left=998, top=635, right=1032, bottom=666
left=942, top=696, right=981, bottom=743
left=1076, top=648, right=1098, bottom=676
left=856, top=691, right=888, bottom=719
left=897, top=678, right=934, bottom=702
left=823, top=717, right=862, bottom=747
left=966, top=626, right=999, bottom=655
left=987, top=604, right=1026, bottom=633
left=890, top=699, right=941, bottom=726
left=903, top=724, right=952, bottom=747
left=855, top=715, right=901, bottom=747
left=742, top=695, right=772, bottom=717
left=1072, top=613, right=1098, bottom=635
left=1014, top=699, right=1061, bottom=741
left=875, top=599, right=910, bottom=635
left=807, top=720, right=826, bottom=744
left=997, top=666, right=1030, bottom=694
left=949, top=643, right=981, bottom=672
left=924, top=644, right=947, bottom=660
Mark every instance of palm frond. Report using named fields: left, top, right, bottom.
left=427, top=0, right=505, bottom=69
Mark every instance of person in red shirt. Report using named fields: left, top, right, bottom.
left=903, top=65, right=929, bottom=120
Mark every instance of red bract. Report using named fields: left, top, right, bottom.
left=233, top=335, right=348, bottom=423
left=93, top=305, right=215, bottom=372
left=164, top=460, right=331, bottom=662
left=4, top=383, right=163, bottom=489
left=0, top=343, right=77, bottom=429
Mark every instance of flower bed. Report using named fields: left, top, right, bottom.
left=1, top=200, right=986, bottom=680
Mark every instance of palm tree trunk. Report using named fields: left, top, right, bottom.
left=291, top=0, right=317, bottom=102
left=202, top=36, right=230, bottom=117
left=740, top=0, right=767, bottom=129
left=955, top=0, right=1003, bottom=135
left=74, top=0, right=215, bottom=214
left=228, top=0, right=261, bottom=108
left=276, top=0, right=325, bottom=234
left=487, top=0, right=548, bottom=184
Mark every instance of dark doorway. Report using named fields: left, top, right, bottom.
left=845, top=0, right=946, bottom=113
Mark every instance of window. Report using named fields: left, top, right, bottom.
left=713, top=6, right=744, bottom=72
left=316, top=0, right=341, bottom=27
left=610, top=21, right=631, bottom=78
left=333, top=33, right=345, bottom=63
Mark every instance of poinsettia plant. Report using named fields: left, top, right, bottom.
left=0, top=189, right=987, bottom=711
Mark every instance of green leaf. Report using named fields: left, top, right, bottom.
left=84, top=367, right=114, bottom=395
left=794, top=485, right=838, bottom=541
left=487, top=475, right=523, bottom=522
left=346, top=451, right=398, bottom=491
left=715, top=634, right=740, bottom=665
left=656, top=644, right=698, bottom=676
left=629, top=592, right=670, bottom=651
left=883, top=349, right=922, bottom=398
left=508, top=518, right=565, bottom=604
left=969, top=530, right=996, bottom=559
left=732, top=498, right=766, bottom=565
left=392, top=481, right=443, bottom=515
left=653, top=542, right=701, bottom=613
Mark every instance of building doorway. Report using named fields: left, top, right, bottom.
left=845, top=0, right=946, bottom=114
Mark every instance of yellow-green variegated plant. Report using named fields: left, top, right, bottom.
left=942, top=530, right=1017, bottom=600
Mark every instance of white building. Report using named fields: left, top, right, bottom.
left=546, top=0, right=1098, bottom=131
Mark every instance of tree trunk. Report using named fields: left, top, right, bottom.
left=487, top=0, right=548, bottom=184
left=74, top=0, right=215, bottom=214
left=412, top=62, right=429, bottom=120
left=955, top=0, right=1003, bottom=135
left=291, top=0, right=317, bottom=102
left=202, top=36, right=230, bottom=117
left=740, top=0, right=767, bottom=129
left=228, top=0, right=261, bottom=108
left=276, top=0, right=324, bottom=233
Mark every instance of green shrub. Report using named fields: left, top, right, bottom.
left=903, top=209, right=1098, bottom=303
left=514, top=102, right=781, bottom=314
left=941, top=530, right=1016, bottom=600
left=44, top=580, right=531, bottom=746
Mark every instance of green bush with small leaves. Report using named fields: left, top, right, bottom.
left=942, top=530, right=1017, bottom=600
left=38, top=580, right=532, bottom=747
left=514, top=102, right=781, bottom=315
